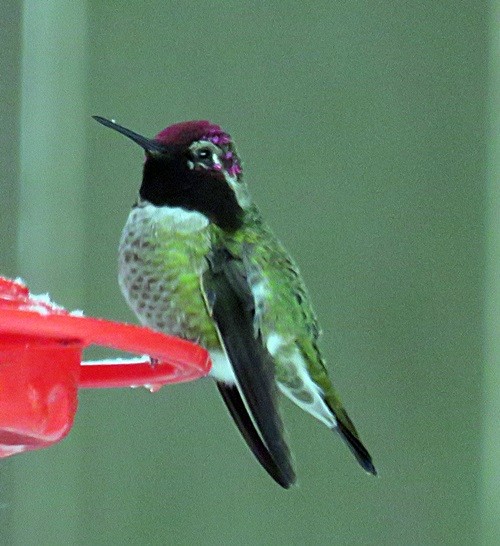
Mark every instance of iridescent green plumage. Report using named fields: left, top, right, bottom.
left=95, top=115, right=376, bottom=487
left=211, top=204, right=372, bottom=467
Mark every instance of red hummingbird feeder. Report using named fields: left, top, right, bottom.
left=0, top=276, right=211, bottom=458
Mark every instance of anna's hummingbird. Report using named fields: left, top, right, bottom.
left=94, top=115, right=376, bottom=487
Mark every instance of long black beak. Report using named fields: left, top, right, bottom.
left=93, top=116, right=167, bottom=154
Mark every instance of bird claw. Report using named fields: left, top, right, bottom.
left=149, top=356, right=159, bottom=367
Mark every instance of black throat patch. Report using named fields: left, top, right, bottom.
left=140, top=155, right=244, bottom=232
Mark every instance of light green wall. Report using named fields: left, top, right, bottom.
left=483, top=0, right=500, bottom=542
left=0, top=2, right=493, bottom=544
left=0, top=1, right=21, bottom=541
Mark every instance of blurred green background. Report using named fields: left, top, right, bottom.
left=1, top=1, right=497, bottom=544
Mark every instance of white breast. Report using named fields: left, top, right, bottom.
left=126, top=202, right=210, bottom=234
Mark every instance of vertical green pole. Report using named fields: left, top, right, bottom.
left=18, top=0, right=87, bottom=299
left=0, top=2, right=22, bottom=543
left=483, top=1, right=500, bottom=542
left=13, top=1, right=88, bottom=543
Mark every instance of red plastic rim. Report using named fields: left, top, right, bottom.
left=0, top=277, right=211, bottom=458
left=1, top=307, right=210, bottom=386
left=0, top=277, right=211, bottom=387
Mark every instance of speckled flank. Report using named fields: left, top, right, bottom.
left=118, top=202, right=220, bottom=347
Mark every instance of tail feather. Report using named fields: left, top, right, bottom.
left=335, top=412, right=377, bottom=476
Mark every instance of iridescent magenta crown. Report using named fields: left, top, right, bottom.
left=155, top=120, right=242, bottom=177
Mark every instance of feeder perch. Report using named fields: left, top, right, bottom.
left=0, top=276, right=211, bottom=458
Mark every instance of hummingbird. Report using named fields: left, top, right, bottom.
left=93, top=115, right=376, bottom=487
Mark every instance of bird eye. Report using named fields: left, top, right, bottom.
left=196, top=148, right=212, bottom=160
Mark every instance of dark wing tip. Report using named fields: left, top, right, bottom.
left=217, top=383, right=295, bottom=488
left=336, top=419, right=377, bottom=476
left=205, top=247, right=295, bottom=488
